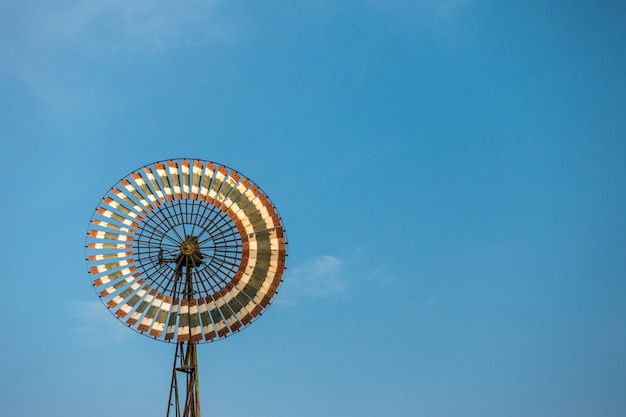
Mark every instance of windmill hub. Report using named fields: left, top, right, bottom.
left=180, top=236, right=202, bottom=259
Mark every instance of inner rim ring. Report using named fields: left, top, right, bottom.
left=133, top=199, right=243, bottom=298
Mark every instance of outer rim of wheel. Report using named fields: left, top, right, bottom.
left=85, top=158, right=288, bottom=343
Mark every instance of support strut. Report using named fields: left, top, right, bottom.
left=167, top=341, right=201, bottom=417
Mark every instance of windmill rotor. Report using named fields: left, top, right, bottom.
left=85, top=158, right=288, bottom=416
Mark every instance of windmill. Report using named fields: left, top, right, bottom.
left=86, top=158, right=288, bottom=417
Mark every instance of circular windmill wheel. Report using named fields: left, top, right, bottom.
left=86, top=159, right=288, bottom=343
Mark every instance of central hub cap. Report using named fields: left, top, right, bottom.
left=180, top=236, right=201, bottom=257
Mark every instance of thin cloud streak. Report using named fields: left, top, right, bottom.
left=434, top=0, right=469, bottom=17
left=277, top=255, right=349, bottom=305
left=0, top=0, right=235, bottom=119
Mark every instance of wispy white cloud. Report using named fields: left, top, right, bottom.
left=363, top=262, right=400, bottom=286
left=275, top=247, right=403, bottom=306
left=433, top=0, right=469, bottom=18
left=0, top=0, right=235, bottom=119
left=277, top=255, right=349, bottom=305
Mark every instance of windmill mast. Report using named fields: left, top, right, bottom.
left=168, top=236, right=203, bottom=417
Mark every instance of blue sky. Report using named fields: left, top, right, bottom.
left=1, top=1, right=625, bottom=416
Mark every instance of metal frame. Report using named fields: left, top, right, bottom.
left=85, top=158, right=289, bottom=417
left=168, top=341, right=201, bottom=417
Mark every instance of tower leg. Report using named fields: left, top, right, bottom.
left=167, top=341, right=201, bottom=417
